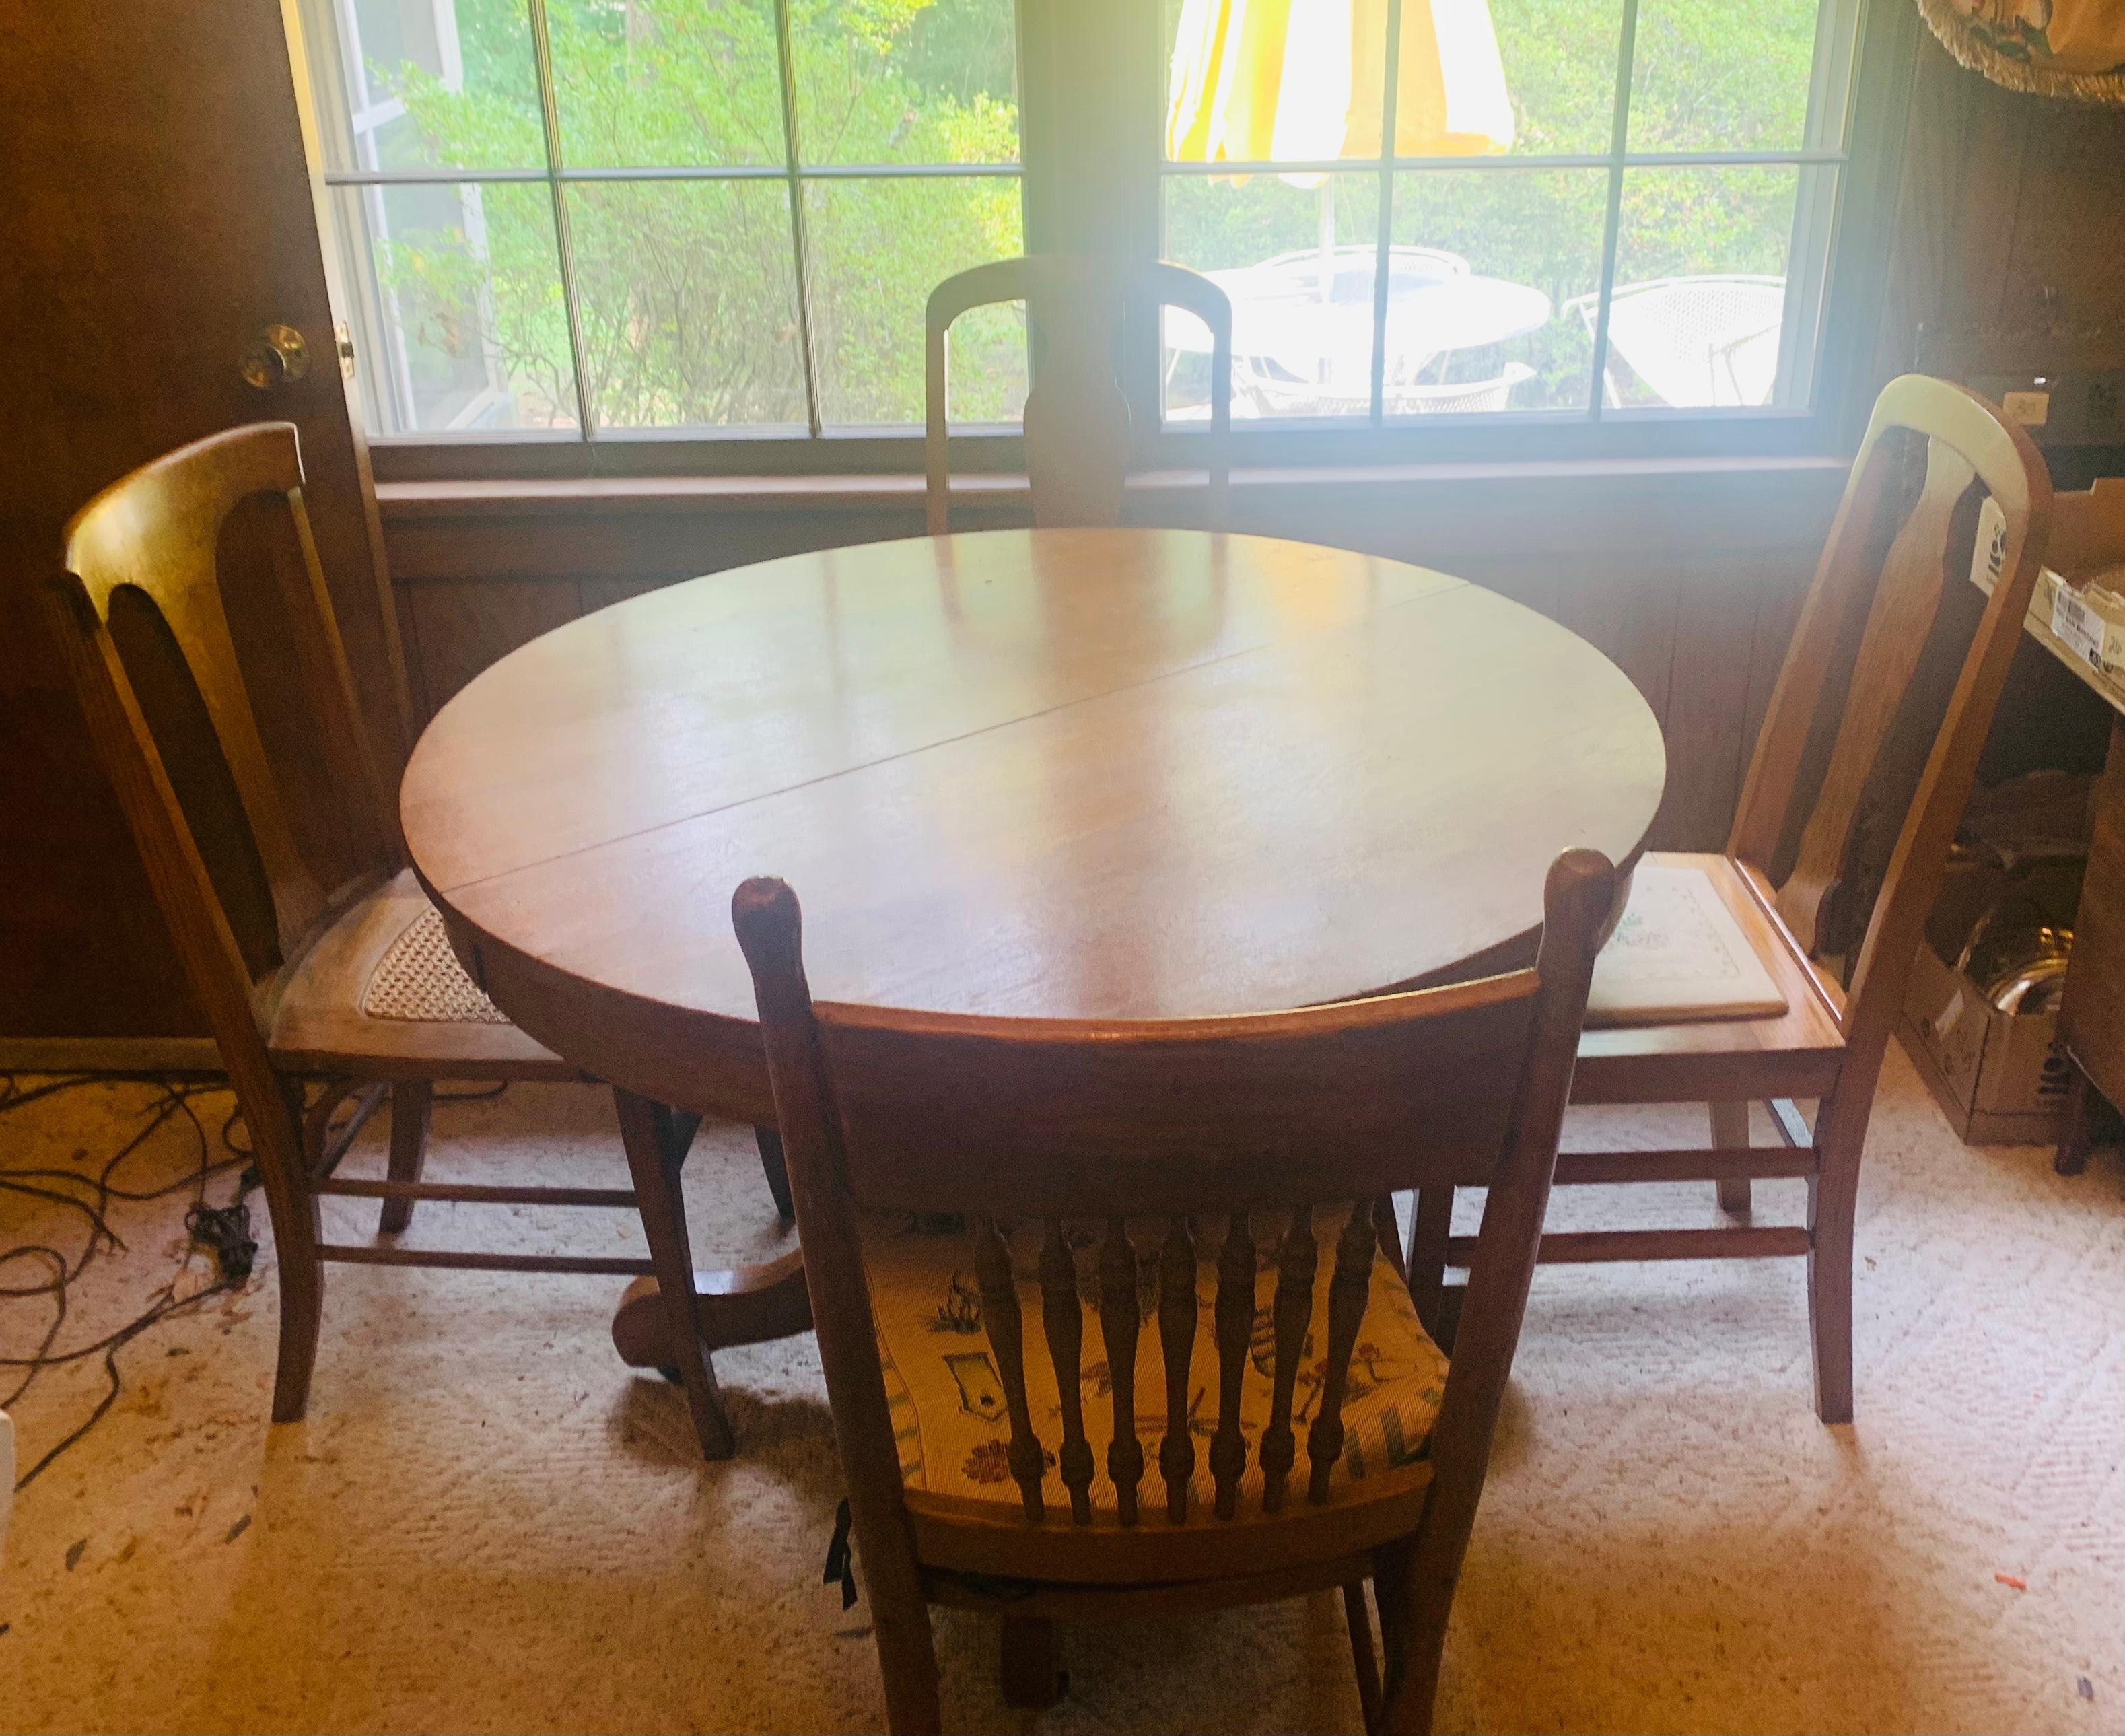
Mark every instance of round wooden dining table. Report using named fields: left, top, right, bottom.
left=400, top=527, right=1666, bottom=1369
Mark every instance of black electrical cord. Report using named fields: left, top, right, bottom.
left=0, top=1074, right=254, bottom=1491
left=436, top=1082, right=508, bottom=1104
left=1, top=1071, right=507, bottom=1491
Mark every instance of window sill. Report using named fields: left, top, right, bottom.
left=374, top=452, right=1850, bottom=521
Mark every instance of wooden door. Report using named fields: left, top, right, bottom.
left=0, top=0, right=411, bottom=1060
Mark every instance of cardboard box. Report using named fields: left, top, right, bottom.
left=1898, top=863, right=2079, bottom=1145
left=2040, top=568, right=2123, bottom=680
left=1974, top=478, right=2125, bottom=711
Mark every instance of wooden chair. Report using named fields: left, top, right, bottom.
left=44, top=422, right=780, bottom=1458
left=1407, top=375, right=2053, bottom=1426
left=733, top=850, right=1616, bottom=1734
left=924, top=255, right=1232, bottom=534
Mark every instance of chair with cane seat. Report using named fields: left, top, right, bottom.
left=46, top=421, right=780, bottom=1457
left=1405, top=375, right=2054, bottom=1424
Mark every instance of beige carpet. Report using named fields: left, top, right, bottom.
left=1, top=1051, right=2118, bottom=1735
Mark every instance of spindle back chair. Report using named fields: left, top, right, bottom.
left=925, top=255, right=1232, bottom=534
left=1455, top=375, right=2054, bottom=1426
left=46, top=422, right=749, bottom=1457
left=735, top=850, right=1615, bottom=1734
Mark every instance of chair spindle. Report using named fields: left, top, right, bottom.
left=1259, top=1204, right=1315, bottom=1513
left=1097, top=1218, right=1145, bottom=1525
left=1039, top=1220, right=1096, bottom=1525
left=974, top=1216, right=1047, bottom=1521
left=1210, top=1210, right=1254, bottom=1520
left=1307, top=1201, right=1379, bottom=1505
left=1158, top=1215, right=1198, bottom=1523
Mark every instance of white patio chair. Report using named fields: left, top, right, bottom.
left=1211, top=245, right=1471, bottom=418
left=1566, top=275, right=1786, bottom=408
left=1240, top=359, right=1535, bottom=419
left=1389, top=362, right=1535, bottom=415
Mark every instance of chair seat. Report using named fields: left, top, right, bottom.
left=1588, top=858, right=1791, bottom=1027
left=865, top=1213, right=1446, bottom=1518
left=1574, top=852, right=1847, bottom=1105
left=268, top=869, right=580, bottom=1080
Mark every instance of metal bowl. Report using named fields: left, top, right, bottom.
left=1972, top=926, right=2075, bottom=1016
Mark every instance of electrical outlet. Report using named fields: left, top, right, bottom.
left=2002, top=390, right=2051, bottom=427
left=1970, top=369, right=2125, bottom=446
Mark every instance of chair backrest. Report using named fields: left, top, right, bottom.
left=925, top=255, right=1232, bottom=534
left=735, top=851, right=1613, bottom=1577
left=45, top=423, right=400, bottom=1069
left=1731, top=375, right=2052, bottom=1082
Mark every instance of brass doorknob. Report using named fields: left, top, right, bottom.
left=240, top=324, right=310, bottom=389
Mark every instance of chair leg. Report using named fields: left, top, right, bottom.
left=269, top=1080, right=331, bottom=1423
left=613, top=1088, right=734, bottom=1459
left=379, top=1079, right=433, bottom=1235
left=2054, top=1068, right=2094, bottom=1176
left=999, top=1615, right=1065, bottom=1710
left=754, top=1123, right=795, bottom=1222
left=1806, top=1123, right=1861, bottom=1426
left=1372, top=1537, right=1448, bottom=1736
left=271, top=1245, right=326, bottom=1425
left=874, top=1605, right=945, bottom=1735
left=1344, top=1580, right=1383, bottom=1734
left=1407, top=1187, right=1453, bottom=1342
left=1710, top=1099, right=1752, bottom=1215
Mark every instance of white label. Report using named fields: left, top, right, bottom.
left=2052, top=584, right=2109, bottom=672
left=1970, top=497, right=2007, bottom=594
left=1933, top=989, right=1965, bottom=1041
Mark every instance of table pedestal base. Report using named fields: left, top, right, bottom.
left=610, top=1251, right=813, bottom=1372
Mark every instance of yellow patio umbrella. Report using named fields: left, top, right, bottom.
left=1166, top=0, right=1515, bottom=175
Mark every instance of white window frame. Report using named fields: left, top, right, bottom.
left=301, top=0, right=1919, bottom=477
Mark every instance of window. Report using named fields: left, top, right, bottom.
left=302, top=0, right=1895, bottom=466
left=1160, top=0, right=1860, bottom=425
left=304, top=0, right=1025, bottom=439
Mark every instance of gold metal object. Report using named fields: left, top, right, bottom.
left=240, top=324, right=310, bottom=389
left=1957, top=897, right=2077, bottom=1018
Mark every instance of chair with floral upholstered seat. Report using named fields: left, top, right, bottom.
left=733, top=850, right=1613, bottom=1733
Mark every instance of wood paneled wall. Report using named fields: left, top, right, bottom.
left=1878, top=30, right=2125, bottom=435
